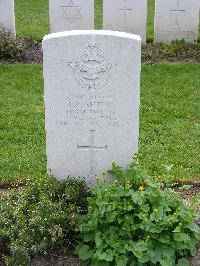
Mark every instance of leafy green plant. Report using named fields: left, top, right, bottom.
left=0, top=27, right=22, bottom=61
left=0, top=176, right=89, bottom=265
left=76, top=158, right=200, bottom=266
left=162, top=40, right=185, bottom=57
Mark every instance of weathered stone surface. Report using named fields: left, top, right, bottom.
left=154, top=0, right=199, bottom=43
left=49, top=0, right=94, bottom=33
left=0, top=0, right=15, bottom=37
left=43, top=30, right=141, bottom=183
left=103, top=0, right=147, bottom=43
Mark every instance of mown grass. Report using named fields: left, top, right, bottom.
left=0, top=65, right=46, bottom=183
left=15, top=0, right=49, bottom=40
left=15, top=0, right=200, bottom=41
left=140, top=64, right=200, bottom=181
left=0, top=64, right=199, bottom=184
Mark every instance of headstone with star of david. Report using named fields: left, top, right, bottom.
left=42, top=30, right=141, bottom=184
left=103, top=0, right=147, bottom=43
left=49, top=0, right=94, bottom=33
left=0, top=0, right=16, bottom=38
left=154, top=0, right=199, bottom=43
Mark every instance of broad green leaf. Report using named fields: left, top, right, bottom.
left=77, top=245, right=93, bottom=260
left=130, top=241, right=148, bottom=259
left=116, top=255, right=128, bottom=266
left=176, top=258, right=190, bottom=266
left=151, top=247, right=163, bottom=263
left=82, top=231, right=94, bottom=242
left=159, top=234, right=171, bottom=244
left=159, top=258, right=174, bottom=266
left=173, top=226, right=181, bottom=233
left=104, top=249, right=113, bottom=262
left=186, top=223, right=200, bottom=234
left=174, top=233, right=191, bottom=242
left=157, top=206, right=164, bottom=219
left=94, top=249, right=113, bottom=262
left=95, top=232, right=103, bottom=247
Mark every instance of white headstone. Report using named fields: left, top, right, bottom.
left=43, top=30, right=141, bottom=183
left=0, top=0, right=16, bottom=37
left=154, top=0, right=199, bottom=43
left=103, top=0, right=147, bottom=43
left=49, top=0, right=94, bottom=33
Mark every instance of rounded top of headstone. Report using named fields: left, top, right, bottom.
left=42, top=30, right=141, bottom=42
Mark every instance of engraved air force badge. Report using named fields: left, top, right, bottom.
left=68, top=45, right=112, bottom=90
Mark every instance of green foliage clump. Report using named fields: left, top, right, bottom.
left=162, top=40, right=185, bottom=57
left=0, top=27, right=22, bottom=61
left=76, top=158, right=200, bottom=266
left=0, top=176, right=89, bottom=265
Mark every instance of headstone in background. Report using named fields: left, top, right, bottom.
left=103, top=0, right=147, bottom=43
left=154, top=0, right=199, bottom=43
left=43, top=30, right=141, bottom=183
left=49, top=0, right=94, bottom=33
left=0, top=0, right=16, bottom=38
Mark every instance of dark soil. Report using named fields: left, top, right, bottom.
left=142, top=42, right=200, bottom=64
left=0, top=180, right=25, bottom=190
left=189, top=246, right=200, bottom=266
left=0, top=38, right=200, bottom=64
left=173, top=182, right=200, bottom=200
left=30, top=251, right=83, bottom=266
left=30, top=250, right=200, bottom=266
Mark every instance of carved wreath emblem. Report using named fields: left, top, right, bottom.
left=68, top=45, right=112, bottom=90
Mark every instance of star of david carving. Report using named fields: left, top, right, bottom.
left=60, top=0, right=81, bottom=24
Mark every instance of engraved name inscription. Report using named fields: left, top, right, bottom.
left=56, top=93, right=120, bottom=127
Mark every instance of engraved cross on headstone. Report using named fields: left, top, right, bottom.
left=117, top=0, right=134, bottom=29
left=77, top=130, right=107, bottom=177
left=170, top=0, right=185, bottom=27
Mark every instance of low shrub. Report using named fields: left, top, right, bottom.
left=0, top=176, right=89, bottom=265
left=76, top=158, right=200, bottom=266
left=0, top=27, right=22, bottom=61
left=162, top=40, right=185, bottom=57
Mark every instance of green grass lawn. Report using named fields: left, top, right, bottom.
left=0, top=64, right=199, bottom=184
left=14, top=0, right=155, bottom=40
left=15, top=0, right=49, bottom=40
